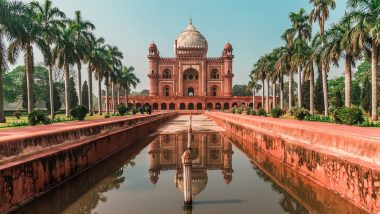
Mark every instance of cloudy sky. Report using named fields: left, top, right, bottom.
left=17, top=0, right=347, bottom=92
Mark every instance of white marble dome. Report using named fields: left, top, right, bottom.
left=175, top=20, right=208, bottom=51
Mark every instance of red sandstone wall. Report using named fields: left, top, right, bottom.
left=0, top=113, right=176, bottom=213
left=206, top=111, right=380, bottom=213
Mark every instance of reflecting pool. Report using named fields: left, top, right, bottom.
left=15, top=131, right=367, bottom=214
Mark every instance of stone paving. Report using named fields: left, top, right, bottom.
left=154, top=114, right=225, bottom=133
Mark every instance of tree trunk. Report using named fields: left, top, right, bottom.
left=322, top=63, right=329, bottom=116
left=88, top=66, right=93, bottom=116
left=0, top=70, right=5, bottom=122
left=105, top=79, right=109, bottom=115
left=125, top=87, right=129, bottom=107
left=26, top=45, right=34, bottom=113
left=297, top=65, right=302, bottom=107
left=289, top=70, right=293, bottom=110
left=261, top=79, right=265, bottom=109
left=253, top=90, right=256, bottom=111
left=77, top=63, right=82, bottom=105
left=320, top=20, right=329, bottom=116
left=64, top=59, right=70, bottom=116
left=345, top=57, right=352, bottom=108
left=280, top=75, right=284, bottom=110
left=371, top=42, right=378, bottom=121
left=112, top=83, right=116, bottom=113
left=266, top=78, right=270, bottom=112
left=272, top=81, right=276, bottom=109
left=48, top=64, right=54, bottom=117
left=117, top=86, right=120, bottom=105
left=98, top=78, right=102, bottom=115
left=310, top=65, right=315, bottom=114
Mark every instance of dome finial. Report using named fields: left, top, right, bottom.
left=189, top=16, right=192, bottom=25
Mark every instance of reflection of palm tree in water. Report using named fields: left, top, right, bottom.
left=252, top=165, right=308, bottom=214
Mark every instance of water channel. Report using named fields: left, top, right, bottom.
left=14, top=115, right=367, bottom=214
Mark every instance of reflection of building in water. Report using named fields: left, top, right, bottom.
left=149, top=132, right=233, bottom=198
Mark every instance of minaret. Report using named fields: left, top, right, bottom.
left=149, top=139, right=160, bottom=185
left=223, top=42, right=234, bottom=97
left=148, top=42, right=159, bottom=96
left=222, top=141, right=234, bottom=184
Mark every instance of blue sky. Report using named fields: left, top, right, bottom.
left=22, top=0, right=347, bottom=91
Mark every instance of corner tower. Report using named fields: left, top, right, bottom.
left=148, top=42, right=159, bottom=96
left=223, top=42, right=234, bottom=97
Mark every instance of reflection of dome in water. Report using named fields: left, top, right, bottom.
left=176, top=169, right=208, bottom=199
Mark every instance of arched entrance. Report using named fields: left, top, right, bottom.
left=188, top=103, right=194, bottom=110
left=153, top=103, right=158, bottom=110
left=215, top=102, right=221, bottom=110
left=197, top=103, right=203, bottom=110
left=183, top=68, right=198, bottom=96
left=207, top=103, right=213, bottom=110
left=161, top=103, right=167, bottom=110
left=169, top=103, right=175, bottom=110
left=180, top=103, right=186, bottom=110
left=224, top=103, right=229, bottom=109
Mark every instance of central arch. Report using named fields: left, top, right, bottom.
left=183, top=68, right=198, bottom=96
left=188, top=103, right=194, bottom=110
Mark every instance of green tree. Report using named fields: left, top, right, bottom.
left=301, top=80, right=310, bottom=110
left=361, top=75, right=371, bottom=114
left=347, top=0, right=379, bottom=120
left=309, top=0, right=336, bottom=116
left=119, top=65, right=140, bottom=106
left=82, top=81, right=89, bottom=109
left=7, top=3, right=50, bottom=113
left=70, top=77, right=78, bottom=108
left=70, top=10, right=95, bottom=105
left=54, top=24, right=85, bottom=115
left=31, top=0, right=65, bottom=117
left=140, top=89, right=149, bottom=96
left=46, top=82, right=62, bottom=113
left=0, top=0, right=27, bottom=122
left=232, top=85, right=252, bottom=96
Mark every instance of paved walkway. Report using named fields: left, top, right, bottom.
left=154, top=114, right=225, bottom=133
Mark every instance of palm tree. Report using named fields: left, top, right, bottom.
left=30, top=0, right=65, bottom=117
left=85, top=37, right=106, bottom=115
left=324, top=18, right=361, bottom=108
left=104, top=45, right=123, bottom=115
left=8, top=3, right=50, bottom=113
left=53, top=24, right=85, bottom=116
left=248, top=76, right=262, bottom=111
left=120, top=65, right=140, bottom=106
left=93, top=48, right=108, bottom=115
left=275, top=45, right=292, bottom=110
left=0, top=0, right=26, bottom=122
left=253, top=56, right=267, bottom=110
left=346, top=0, right=379, bottom=120
left=288, top=8, right=312, bottom=108
left=70, top=10, right=95, bottom=106
left=309, top=0, right=336, bottom=116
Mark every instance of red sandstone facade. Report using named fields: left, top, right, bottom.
left=106, top=20, right=273, bottom=111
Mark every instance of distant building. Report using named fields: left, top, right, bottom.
left=105, top=20, right=273, bottom=111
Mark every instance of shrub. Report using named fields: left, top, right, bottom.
left=290, top=107, right=310, bottom=120
left=257, top=108, right=267, bottom=117
left=230, top=107, right=236, bottom=114
left=246, top=107, right=252, bottom=115
left=28, top=110, right=51, bottom=126
left=13, top=111, right=22, bottom=119
left=236, top=107, right=243, bottom=114
left=251, top=110, right=257, bottom=116
left=117, top=104, right=128, bottom=116
left=270, top=108, right=283, bottom=118
left=70, top=105, right=88, bottom=121
left=333, top=107, right=364, bottom=125
left=304, top=114, right=332, bottom=123
left=131, top=107, right=138, bottom=115
left=104, top=114, right=110, bottom=118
